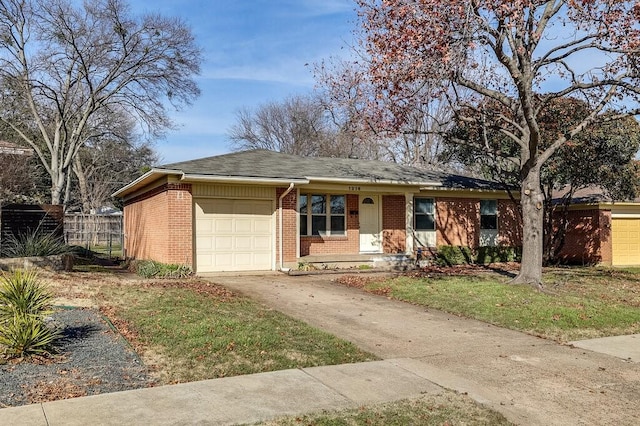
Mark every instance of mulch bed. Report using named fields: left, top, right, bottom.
left=0, top=308, right=153, bottom=408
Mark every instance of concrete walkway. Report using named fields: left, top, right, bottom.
left=211, top=273, right=640, bottom=426
left=2, top=272, right=639, bottom=425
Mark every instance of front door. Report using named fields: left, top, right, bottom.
left=359, top=195, right=381, bottom=253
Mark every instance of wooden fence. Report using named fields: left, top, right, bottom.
left=1, top=204, right=64, bottom=245
left=64, top=214, right=123, bottom=249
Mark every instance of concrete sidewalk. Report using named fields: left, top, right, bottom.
left=1, top=359, right=446, bottom=426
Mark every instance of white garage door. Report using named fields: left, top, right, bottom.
left=195, top=199, right=273, bottom=272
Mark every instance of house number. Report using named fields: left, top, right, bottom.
left=348, top=186, right=361, bottom=191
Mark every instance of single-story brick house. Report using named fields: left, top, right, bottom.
left=114, top=150, right=524, bottom=272
left=553, top=186, right=640, bottom=266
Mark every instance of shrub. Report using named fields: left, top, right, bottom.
left=1, top=228, right=73, bottom=258
left=133, top=260, right=192, bottom=279
left=434, top=245, right=522, bottom=266
left=0, top=270, right=59, bottom=359
left=435, top=246, right=474, bottom=266
left=476, top=246, right=522, bottom=264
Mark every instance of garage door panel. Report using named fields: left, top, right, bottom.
left=215, top=219, right=233, bottom=233
left=235, top=219, right=253, bottom=233
left=612, top=218, right=640, bottom=266
left=254, top=219, right=272, bottom=233
left=254, top=236, right=271, bottom=249
left=195, top=198, right=274, bottom=272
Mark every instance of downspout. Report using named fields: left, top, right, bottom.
left=278, top=183, right=296, bottom=272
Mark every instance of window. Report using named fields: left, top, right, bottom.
left=414, top=198, right=435, bottom=230
left=299, top=194, right=345, bottom=236
left=480, top=200, right=498, bottom=230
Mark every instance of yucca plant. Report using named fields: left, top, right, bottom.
left=1, top=227, right=72, bottom=258
left=0, top=313, right=60, bottom=358
left=0, top=270, right=59, bottom=358
left=0, top=270, right=54, bottom=320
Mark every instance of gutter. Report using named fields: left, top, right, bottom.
left=278, top=183, right=296, bottom=272
left=305, top=176, right=443, bottom=187
left=181, top=174, right=309, bottom=186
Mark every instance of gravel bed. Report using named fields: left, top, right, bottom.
left=0, top=308, right=153, bottom=407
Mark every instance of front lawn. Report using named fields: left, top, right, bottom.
left=47, top=273, right=376, bottom=384
left=338, top=267, right=640, bottom=342
left=111, top=281, right=376, bottom=383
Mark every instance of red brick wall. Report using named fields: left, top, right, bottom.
left=382, top=195, right=406, bottom=253
left=276, top=187, right=298, bottom=263
left=498, top=199, right=522, bottom=246
left=300, top=194, right=360, bottom=256
left=436, top=198, right=479, bottom=247
left=123, top=183, right=193, bottom=266
left=166, top=184, right=193, bottom=266
left=599, top=210, right=612, bottom=265
left=555, top=208, right=608, bottom=264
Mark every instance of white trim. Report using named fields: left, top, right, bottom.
left=612, top=213, right=640, bottom=219
left=183, top=174, right=309, bottom=185
left=112, top=168, right=182, bottom=198
left=405, top=193, right=414, bottom=255
left=307, top=176, right=442, bottom=187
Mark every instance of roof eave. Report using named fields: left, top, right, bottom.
left=181, top=174, right=310, bottom=185
left=305, top=176, right=443, bottom=187
left=112, top=168, right=183, bottom=198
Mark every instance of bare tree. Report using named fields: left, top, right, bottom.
left=315, top=57, right=455, bottom=167
left=229, top=95, right=334, bottom=157
left=71, top=112, right=158, bottom=213
left=0, top=0, right=201, bottom=207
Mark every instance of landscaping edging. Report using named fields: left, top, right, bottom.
left=0, top=254, right=74, bottom=271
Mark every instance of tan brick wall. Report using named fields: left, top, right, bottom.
left=301, top=194, right=360, bottom=256
left=382, top=195, right=406, bottom=253
left=555, top=208, right=607, bottom=265
left=498, top=199, right=522, bottom=246
left=123, top=183, right=193, bottom=267
left=436, top=198, right=479, bottom=247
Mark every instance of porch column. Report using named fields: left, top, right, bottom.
left=405, top=193, right=414, bottom=255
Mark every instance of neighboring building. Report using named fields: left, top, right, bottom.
left=554, top=186, right=640, bottom=267
left=114, top=150, right=522, bottom=273
left=0, top=140, right=34, bottom=156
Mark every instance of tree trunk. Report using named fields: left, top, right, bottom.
left=50, top=170, right=66, bottom=206
left=512, top=167, right=545, bottom=289
left=73, top=156, right=92, bottom=214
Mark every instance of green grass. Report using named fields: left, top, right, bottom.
left=116, top=284, right=376, bottom=383
left=351, top=267, right=640, bottom=342
left=259, top=392, right=513, bottom=425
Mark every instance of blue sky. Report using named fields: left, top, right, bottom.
left=131, top=1, right=357, bottom=164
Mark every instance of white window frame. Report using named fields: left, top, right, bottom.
left=299, top=194, right=346, bottom=236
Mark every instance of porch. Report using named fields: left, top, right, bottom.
left=294, top=253, right=416, bottom=272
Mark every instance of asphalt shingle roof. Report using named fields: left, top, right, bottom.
left=160, top=149, right=502, bottom=190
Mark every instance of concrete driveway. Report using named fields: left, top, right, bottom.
left=208, top=272, right=640, bottom=426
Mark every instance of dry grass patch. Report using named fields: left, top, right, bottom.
left=259, top=391, right=513, bottom=426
